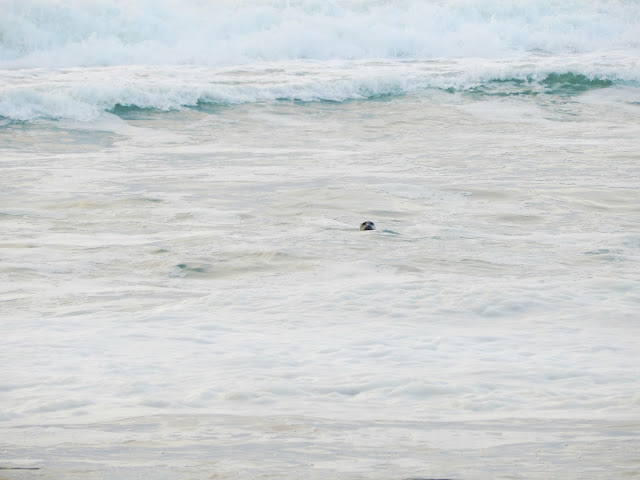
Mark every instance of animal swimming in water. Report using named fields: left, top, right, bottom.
left=360, top=221, right=376, bottom=231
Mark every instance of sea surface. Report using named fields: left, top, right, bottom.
left=1, top=1, right=639, bottom=479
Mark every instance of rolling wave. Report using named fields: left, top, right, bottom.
left=1, top=0, right=638, bottom=68
left=1, top=58, right=638, bottom=121
left=1, top=0, right=638, bottom=121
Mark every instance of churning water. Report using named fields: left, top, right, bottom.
left=1, top=1, right=639, bottom=478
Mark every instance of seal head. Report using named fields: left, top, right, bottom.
left=360, top=221, right=376, bottom=231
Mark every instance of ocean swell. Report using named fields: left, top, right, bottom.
left=1, top=56, right=639, bottom=122
left=1, top=0, right=639, bottom=122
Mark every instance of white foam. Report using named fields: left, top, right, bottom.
left=2, top=95, right=640, bottom=480
left=1, top=0, right=638, bottom=69
left=2, top=53, right=639, bottom=121
left=2, top=0, right=639, bottom=121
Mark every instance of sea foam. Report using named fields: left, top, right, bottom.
left=2, top=55, right=639, bottom=122
left=1, top=0, right=639, bottom=68
left=1, top=0, right=639, bottom=121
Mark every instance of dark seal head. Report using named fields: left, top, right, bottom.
left=360, top=221, right=376, bottom=231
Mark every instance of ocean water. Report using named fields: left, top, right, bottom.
left=1, top=1, right=639, bottom=479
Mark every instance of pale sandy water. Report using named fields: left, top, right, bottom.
left=1, top=90, right=639, bottom=479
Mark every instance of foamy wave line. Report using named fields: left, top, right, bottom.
left=1, top=0, right=639, bottom=68
left=1, top=58, right=638, bottom=122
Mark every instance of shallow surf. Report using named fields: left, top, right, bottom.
left=1, top=1, right=639, bottom=478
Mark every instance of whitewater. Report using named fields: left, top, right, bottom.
left=1, top=1, right=640, bottom=479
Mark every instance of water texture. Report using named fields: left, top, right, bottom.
left=1, top=1, right=639, bottom=479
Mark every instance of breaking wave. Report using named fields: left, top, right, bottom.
left=1, top=0, right=638, bottom=121
left=1, top=0, right=638, bottom=68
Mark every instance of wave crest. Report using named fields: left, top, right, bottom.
left=1, top=0, right=639, bottom=68
left=1, top=57, right=637, bottom=122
